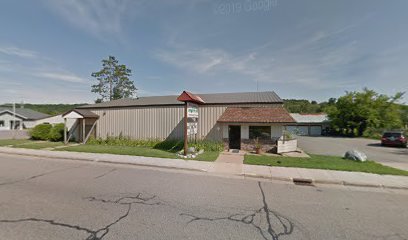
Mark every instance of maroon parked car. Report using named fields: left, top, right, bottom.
left=381, top=131, right=407, bottom=147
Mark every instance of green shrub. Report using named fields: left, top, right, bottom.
left=48, top=123, right=66, bottom=142
left=363, top=128, right=383, bottom=139
left=86, top=136, right=223, bottom=152
left=190, top=140, right=224, bottom=152
left=154, top=140, right=184, bottom=151
left=87, top=135, right=162, bottom=148
left=30, top=123, right=52, bottom=140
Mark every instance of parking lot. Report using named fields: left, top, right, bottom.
left=297, top=136, right=408, bottom=171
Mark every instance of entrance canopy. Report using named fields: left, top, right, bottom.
left=62, top=109, right=99, bottom=119
left=217, top=107, right=295, bottom=123
left=62, top=109, right=99, bottom=144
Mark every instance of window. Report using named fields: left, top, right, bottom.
left=0, top=120, right=4, bottom=127
left=382, top=132, right=402, bottom=138
left=249, top=126, right=271, bottom=140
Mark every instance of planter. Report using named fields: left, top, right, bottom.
left=277, top=139, right=298, bottom=154
left=255, top=147, right=262, bottom=154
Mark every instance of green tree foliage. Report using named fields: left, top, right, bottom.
left=30, top=124, right=52, bottom=140
left=284, top=99, right=323, bottom=113
left=399, top=104, right=408, bottom=129
left=325, top=88, right=404, bottom=137
left=91, top=56, right=137, bottom=102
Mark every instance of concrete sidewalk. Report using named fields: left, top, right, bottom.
left=0, top=146, right=407, bottom=190
left=213, top=151, right=244, bottom=174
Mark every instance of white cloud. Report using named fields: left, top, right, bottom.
left=156, top=48, right=228, bottom=73
left=0, top=46, right=38, bottom=58
left=33, top=71, right=86, bottom=83
left=0, top=42, right=89, bottom=84
left=44, top=0, right=139, bottom=37
left=155, top=27, right=361, bottom=91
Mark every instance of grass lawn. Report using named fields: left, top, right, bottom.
left=13, top=141, right=65, bottom=149
left=0, top=139, right=32, bottom=146
left=244, top=154, right=408, bottom=176
left=57, top=144, right=219, bottom=162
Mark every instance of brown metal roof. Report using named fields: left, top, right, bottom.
left=78, top=91, right=283, bottom=109
left=217, top=107, right=295, bottom=123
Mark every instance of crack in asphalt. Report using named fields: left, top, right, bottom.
left=0, top=218, right=95, bottom=235
left=0, top=193, right=161, bottom=240
left=94, top=168, right=117, bottom=179
left=181, top=181, right=295, bottom=240
left=0, top=180, right=307, bottom=240
left=0, top=165, right=82, bottom=187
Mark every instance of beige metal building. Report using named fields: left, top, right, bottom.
left=64, top=91, right=295, bottom=150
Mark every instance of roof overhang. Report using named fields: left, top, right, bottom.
left=0, top=110, right=27, bottom=120
left=62, top=109, right=99, bottom=119
left=217, top=107, right=296, bottom=124
left=177, top=91, right=205, bottom=104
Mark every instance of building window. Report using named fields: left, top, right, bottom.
left=249, top=126, right=271, bottom=140
left=0, top=120, right=4, bottom=127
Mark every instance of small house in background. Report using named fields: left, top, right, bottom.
left=63, top=91, right=296, bottom=152
left=286, top=113, right=330, bottom=136
left=0, top=107, right=49, bottom=130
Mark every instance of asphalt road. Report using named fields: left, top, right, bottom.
left=297, top=136, right=408, bottom=170
left=0, top=153, right=407, bottom=240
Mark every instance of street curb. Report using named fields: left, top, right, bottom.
left=343, top=181, right=382, bottom=188
left=1, top=148, right=407, bottom=190
left=241, top=173, right=408, bottom=190
left=313, top=179, right=344, bottom=185
left=0, top=149, right=208, bottom=173
left=241, top=173, right=293, bottom=182
left=95, top=159, right=208, bottom=173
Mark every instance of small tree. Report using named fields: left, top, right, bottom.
left=326, top=88, right=404, bottom=137
left=91, top=56, right=137, bottom=102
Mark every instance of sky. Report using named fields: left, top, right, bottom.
left=0, top=0, right=407, bottom=104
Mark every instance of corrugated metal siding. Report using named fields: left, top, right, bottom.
left=90, top=103, right=281, bottom=141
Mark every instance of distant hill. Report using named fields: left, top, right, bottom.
left=283, top=99, right=326, bottom=113
left=0, top=104, right=87, bottom=115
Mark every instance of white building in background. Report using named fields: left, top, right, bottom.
left=0, top=107, right=50, bottom=130
left=286, top=113, right=330, bottom=136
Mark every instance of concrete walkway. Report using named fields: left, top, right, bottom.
left=214, top=151, right=244, bottom=174
left=0, top=146, right=407, bottom=190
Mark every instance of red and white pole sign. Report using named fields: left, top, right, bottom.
left=177, top=91, right=205, bottom=156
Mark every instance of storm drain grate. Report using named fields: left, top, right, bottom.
left=293, top=178, right=314, bottom=186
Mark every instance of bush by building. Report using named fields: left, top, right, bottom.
left=30, top=123, right=52, bottom=140
left=87, top=135, right=223, bottom=152
left=48, top=123, right=66, bottom=142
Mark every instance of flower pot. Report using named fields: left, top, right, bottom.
left=255, top=147, right=261, bottom=154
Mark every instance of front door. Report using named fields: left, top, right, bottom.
left=228, top=125, right=241, bottom=149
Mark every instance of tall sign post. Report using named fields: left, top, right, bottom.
left=177, top=91, right=204, bottom=156
left=184, top=102, right=188, bottom=156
